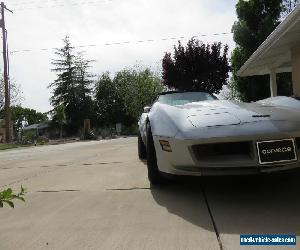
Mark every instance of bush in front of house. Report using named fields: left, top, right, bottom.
left=80, top=128, right=97, bottom=140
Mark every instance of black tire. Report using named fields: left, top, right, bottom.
left=146, top=125, right=166, bottom=185
left=138, top=133, right=147, bottom=159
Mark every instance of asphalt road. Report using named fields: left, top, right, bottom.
left=0, top=137, right=299, bottom=250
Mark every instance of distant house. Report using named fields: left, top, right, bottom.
left=23, top=122, right=51, bottom=137
left=238, top=5, right=300, bottom=97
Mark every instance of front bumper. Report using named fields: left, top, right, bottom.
left=153, top=133, right=300, bottom=176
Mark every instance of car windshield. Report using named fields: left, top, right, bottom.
left=157, top=92, right=217, bottom=106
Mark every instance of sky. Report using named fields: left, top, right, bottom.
left=5, top=0, right=238, bottom=112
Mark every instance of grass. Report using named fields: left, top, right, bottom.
left=0, top=144, right=31, bottom=151
left=0, top=144, right=20, bottom=150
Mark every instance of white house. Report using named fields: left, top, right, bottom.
left=238, top=5, right=300, bottom=97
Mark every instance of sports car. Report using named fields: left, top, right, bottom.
left=138, top=91, right=300, bottom=184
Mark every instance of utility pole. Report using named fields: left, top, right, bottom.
left=0, top=2, right=12, bottom=143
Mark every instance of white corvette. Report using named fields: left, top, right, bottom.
left=138, top=91, right=300, bottom=184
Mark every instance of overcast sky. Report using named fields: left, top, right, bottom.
left=5, top=0, right=238, bottom=112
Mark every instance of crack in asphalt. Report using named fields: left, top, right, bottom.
left=106, top=187, right=153, bottom=191
left=201, top=184, right=224, bottom=250
left=98, top=162, right=123, bottom=165
left=0, top=165, right=58, bottom=170
left=36, top=190, right=80, bottom=193
left=0, top=160, right=126, bottom=188
left=0, top=165, right=69, bottom=188
left=0, top=169, right=54, bottom=188
left=109, top=183, right=224, bottom=250
left=79, top=162, right=125, bottom=166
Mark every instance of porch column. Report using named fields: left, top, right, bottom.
left=270, top=69, right=277, bottom=97
left=292, top=44, right=300, bottom=96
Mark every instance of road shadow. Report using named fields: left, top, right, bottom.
left=150, top=169, right=300, bottom=235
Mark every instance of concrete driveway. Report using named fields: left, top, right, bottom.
left=0, top=137, right=299, bottom=250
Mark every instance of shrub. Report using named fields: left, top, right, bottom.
left=37, top=136, right=49, bottom=145
left=80, top=128, right=97, bottom=140
left=22, top=131, right=37, bottom=144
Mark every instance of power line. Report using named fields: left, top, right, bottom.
left=10, top=0, right=67, bottom=6
left=10, top=0, right=100, bottom=6
left=12, top=0, right=113, bottom=11
left=8, top=32, right=232, bottom=55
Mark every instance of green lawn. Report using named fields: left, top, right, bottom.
left=0, top=144, right=32, bottom=151
left=0, top=144, right=20, bottom=150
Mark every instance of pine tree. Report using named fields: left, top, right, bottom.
left=49, top=36, right=94, bottom=134
left=74, top=52, right=95, bottom=125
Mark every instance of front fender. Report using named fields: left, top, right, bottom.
left=148, top=104, right=180, bottom=138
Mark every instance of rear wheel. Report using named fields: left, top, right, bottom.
left=138, top=133, right=147, bottom=159
left=146, top=125, right=166, bottom=185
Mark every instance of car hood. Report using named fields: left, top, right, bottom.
left=149, top=100, right=300, bottom=139
left=176, top=100, right=300, bottom=128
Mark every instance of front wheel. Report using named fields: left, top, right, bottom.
left=146, top=125, right=167, bottom=185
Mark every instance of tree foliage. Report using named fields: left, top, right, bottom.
left=0, top=78, right=23, bottom=110
left=281, top=0, right=300, bottom=18
left=230, top=0, right=296, bottom=101
left=115, top=68, right=164, bottom=120
left=52, top=103, right=67, bottom=138
left=74, top=53, right=95, bottom=125
left=95, top=72, right=121, bottom=126
left=162, top=38, right=230, bottom=93
left=49, top=36, right=94, bottom=134
left=95, top=68, right=164, bottom=127
left=4, top=106, right=48, bottom=134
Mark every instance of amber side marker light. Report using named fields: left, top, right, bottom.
left=159, top=140, right=172, bottom=152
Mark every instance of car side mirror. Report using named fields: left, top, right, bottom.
left=144, top=106, right=151, bottom=113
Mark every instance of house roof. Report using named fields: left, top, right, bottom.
left=23, top=122, right=50, bottom=131
left=238, top=5, right=300, bottom=77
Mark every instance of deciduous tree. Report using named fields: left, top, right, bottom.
left=95, top=72, right=122, bottom=126
left=0, top=78, right=23, bottom=110
left=162, top=38, right=229, bottom=93
left=7, top=106, right=48, bottom=134
left=114, top=68, right=164, bottom=122
left=95, top=68, right=164, bottom=127
left=230, top=0, right=292, bottom=101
